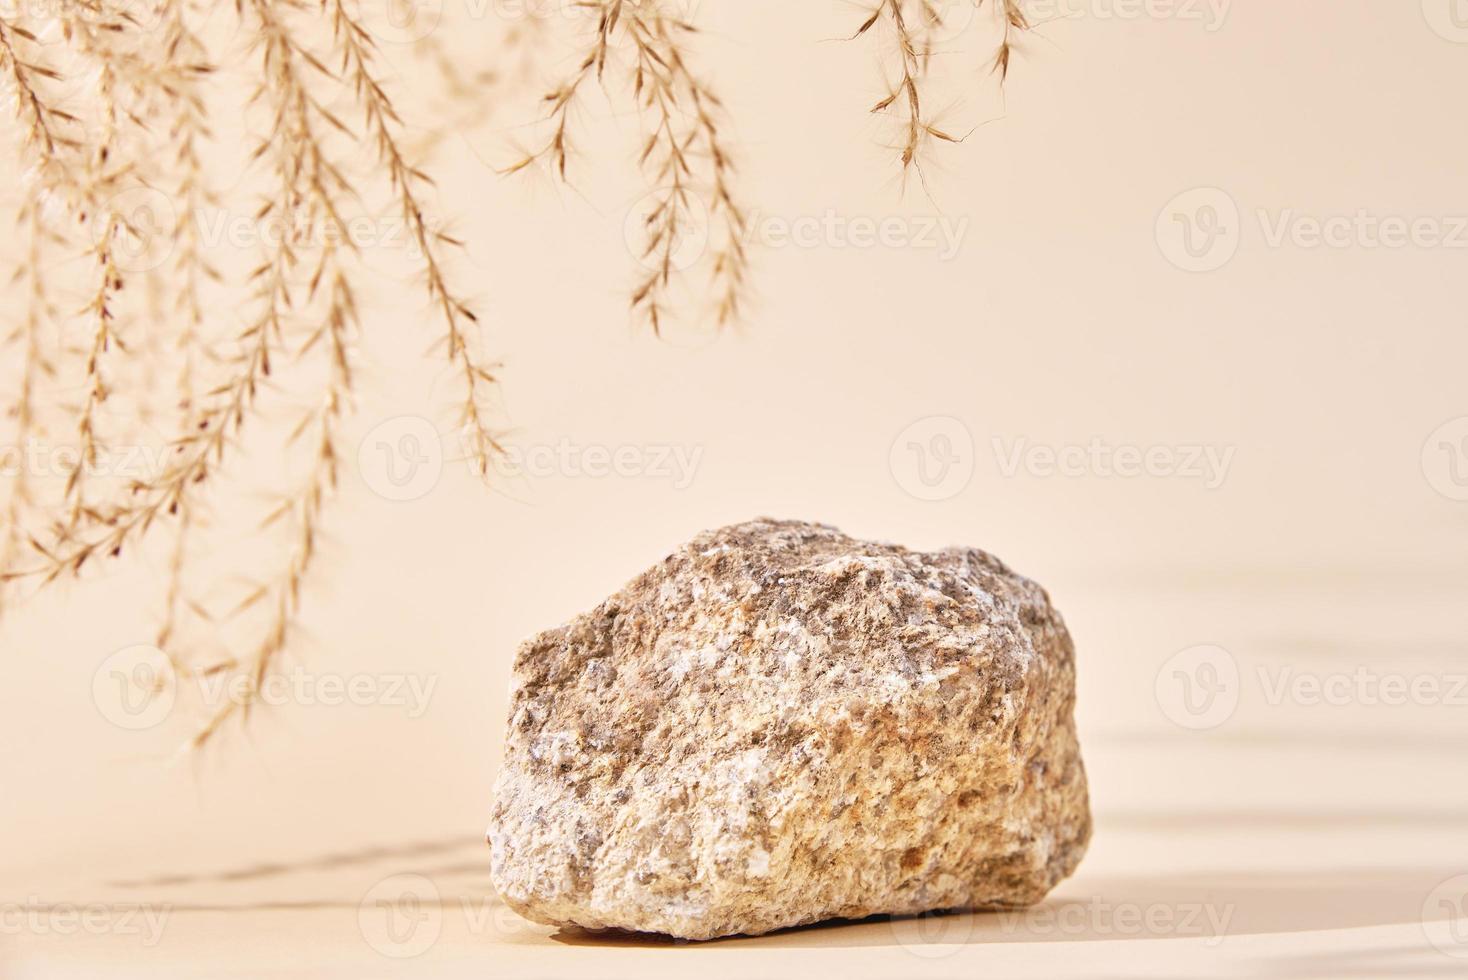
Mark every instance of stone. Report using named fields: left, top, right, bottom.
left=486, top=519, right=1091, bottom=940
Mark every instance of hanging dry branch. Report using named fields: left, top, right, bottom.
left=857, top=0, right=1031, bottom=180
left=0, top=0, right=1037, bottom=744
left=508, top=0, right=750, bottom=334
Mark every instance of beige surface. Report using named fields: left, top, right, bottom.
left=4, top=0, right=1468, bottom=977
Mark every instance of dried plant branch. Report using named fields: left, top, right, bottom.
left=859, top=0, right=929, bottom=175
left=408, top=17, right=546, bottom=160
left=511, top=0, right=750, bottom=333
left=174, top=0, right=366, bottom=733
left=993, top=0, right=1030, bottom=82
left=154, top=0, right=219, bottom=651
left=858, top=0, right=1030, bottom=179
left=0, top=14, right=78, bottom=158
left=41, top=1, right=209, bottom=545
left=323, top=0, right=501, bottom=477
left=0, top=0, right=505, bottom=741
left=0, top=203, right=57, bottom=613
left=0, top=1, right=1041, bottom=746
left=625, top=13, right=749, bottom=331
left=66, top=175, right=125, bottom=535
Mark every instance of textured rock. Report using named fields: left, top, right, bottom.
left=487, top=519, right=1091, bottom=940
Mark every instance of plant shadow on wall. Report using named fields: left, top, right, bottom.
left=0, top=0, right=1030, bottom=743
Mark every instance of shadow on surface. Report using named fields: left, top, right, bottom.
left=89, top=839, right=1463, bottom=953
left=550, top=866, right=1459, bottom=949
left=107, top=836, right=484, bottom=888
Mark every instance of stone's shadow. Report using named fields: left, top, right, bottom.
left=550, top=912, right=900, bottom=948
left=91, top=837, right=1464, bottom=954
left=549, top=866, right=1460, bottom=949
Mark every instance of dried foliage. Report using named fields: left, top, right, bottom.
left=507, top=0, right=750, bottom=334
left=0, top=0, right=1034, bottom=744
left=0, top=0, right=497, bottom=741
left=857, top=0, right=1031, bottom=182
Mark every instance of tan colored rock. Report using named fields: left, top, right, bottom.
left=487, top=519, right=1091, bottom=940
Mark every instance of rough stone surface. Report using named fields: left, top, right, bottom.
left=487, top=519, right=1091, bottom=940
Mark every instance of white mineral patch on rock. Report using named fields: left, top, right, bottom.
left=487, top=519, right=1091, bottom=940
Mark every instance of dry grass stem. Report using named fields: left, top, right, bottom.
left=510, top=0, right=750, bottom=333
left=0, top=2, right=1036, bottom=745
left=0, top=0, right=501, bottom=743
left=857, top=0, right=1031, bottom=180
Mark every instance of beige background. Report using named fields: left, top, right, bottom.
left=4, top=0, right=1468, bottom=976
